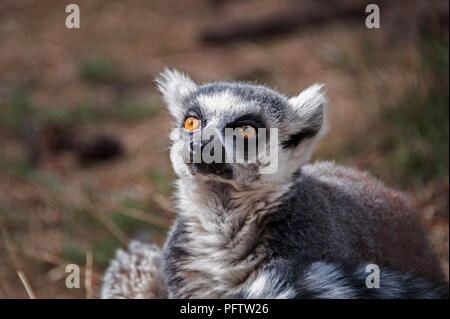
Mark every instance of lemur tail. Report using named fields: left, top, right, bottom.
left=101, top=241, right=167, bottom=299
left=237, top=262, right=449, bottom=299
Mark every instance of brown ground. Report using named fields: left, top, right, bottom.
left=0, top=0, right=448, bottom=298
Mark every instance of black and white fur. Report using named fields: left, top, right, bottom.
left=237, top=262, right=448, bottom=299
left=101, top=69, right=448, bottom=299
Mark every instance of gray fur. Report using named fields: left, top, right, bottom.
left=101, top=241, right=167, bottom=299
left=238, top=261, right=449, bottom=299
left=102, top=69, right=447, bottom=299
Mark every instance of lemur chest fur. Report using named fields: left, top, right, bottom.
left=162, top=180, right=290, bottom=298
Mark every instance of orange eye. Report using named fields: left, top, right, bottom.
left=184, top=116, right=200, bottom=131
left=238, top=125, right=256, bottom=138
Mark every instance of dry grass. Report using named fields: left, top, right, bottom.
left=0, top=0, right=448, bottom=298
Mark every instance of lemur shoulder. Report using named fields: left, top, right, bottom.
left=101, top=69, right=448, bottom=299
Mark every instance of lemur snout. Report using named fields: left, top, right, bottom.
left=189, top=162, right=233, bottom=179
left=188, top=137, right=233, bottom=179
left=189, top=139, right=209, bottom=156
left=189, top=135, right=227, bottom=164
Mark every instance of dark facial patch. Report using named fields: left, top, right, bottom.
left=281, top=128, right=318, bottom=149
left=282, top=103, right=324, bottom=149
left=188, top=162, right=234, bottom=179
left=226, top=113, right=266, bottom=129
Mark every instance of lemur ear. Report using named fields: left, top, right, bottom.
left=156, top=68, right=197, bottom=119
left=283, top=83, right=328, bottom=149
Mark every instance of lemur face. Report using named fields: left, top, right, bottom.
left=156, top=69, right=328, bottom=186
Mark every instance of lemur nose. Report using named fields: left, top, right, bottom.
left=189, top=139, right=211, bottom=155
left=190, top=134, right=214, bottom=155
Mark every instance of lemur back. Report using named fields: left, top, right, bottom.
left=101, top=69, right=447, bottom=299
left=268, top=162, right=443, bottom=281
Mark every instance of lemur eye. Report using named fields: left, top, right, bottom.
left=184, top=116, right=200, bottom=131
left=238, top=125, right=256, bottom=138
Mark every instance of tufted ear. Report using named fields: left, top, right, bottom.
left=283, top=83, right=328, bottom=150
left=155, top=68, right=197, bottom=120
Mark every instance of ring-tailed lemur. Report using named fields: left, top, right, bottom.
left=101, top=69, right=448, bottom=299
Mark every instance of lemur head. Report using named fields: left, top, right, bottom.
left=156, top=69, right=327, bottom=189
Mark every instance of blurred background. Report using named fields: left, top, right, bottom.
left=0, top=0, right=448, bottom=298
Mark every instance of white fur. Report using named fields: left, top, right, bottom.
left=304, top=262, right=357, bottom=299
left=288, top=83, right=327, bottom=127
left=155, top=68, right=197, bottom=119
left=169, top=176, right=292, bottom=298
left=197, top=91, right=246, bottom=114
left=101, top=241, right=167, bottom=299
left=241, top=270, right=297, bottom=299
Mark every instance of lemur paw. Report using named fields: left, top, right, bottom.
left=101, top=240, right=167, bottom=299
